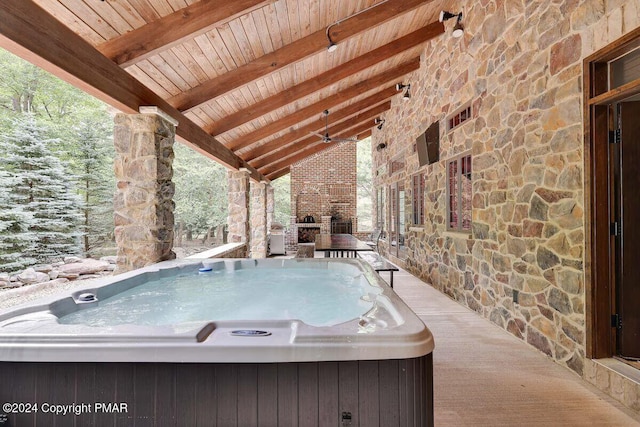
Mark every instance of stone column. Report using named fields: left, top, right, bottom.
left=266, top=183, right=275, bottom=231
left=227, top=169, right=250, bottom=252
left=113, top=112, right=176, bottom=273
left=250, top=181, right=268, bottom=258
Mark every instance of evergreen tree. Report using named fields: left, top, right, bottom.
left=71, top=118, right=115, bottom=256
left=173, top=143, right=228, bottom=238
left=272, top=174, right=291, bottom=226
left=0, top=170, right=37, bottom=272
left=0, top=115, right=83, bottom=263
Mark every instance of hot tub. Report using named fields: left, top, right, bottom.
left=0, top=258, right=434, bottom=426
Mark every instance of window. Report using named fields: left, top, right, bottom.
left=609, top=46, right=640, bottom=90
left=376, top=187, right=385, bottom=229
left=447, top=103, right=472, bottom=132
left=447, top=154, right=472, bottom=232
left=412, top=173, right=425, bottom=225
left=388, top=182, right=406, bottom=258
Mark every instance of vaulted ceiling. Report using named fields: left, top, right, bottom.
left=0, top=0, right=446, bottom=182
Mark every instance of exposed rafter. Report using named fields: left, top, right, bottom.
left=207, top=22, right=443, bottom=136
left=259, top=117, right=382, bottom=176
left=358, top=130, right=373, bottom=139
left=243, top=87, right=397, bottom=161
left=169, top=0, right=433, bottom=112
left=250, top=101, right=391, bottom=169
left=267, top=167, right=291, bottom=181
left=226, top=57, right=420, bottom=151
left=97, top=0, right=274, bottom=68
left=258, top=113, right=379, bottom=175
left=0, top=0, right=268, bottom=182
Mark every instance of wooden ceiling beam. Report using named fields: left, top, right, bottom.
left=244, top=86, right=397, bottom=161
left=266, top=167, right=291, bottom=181
left=249, top=101, right=391, bottom=169
left=208, top=22, right=443, bottom=135
left=358, top=130, right=373, bottom=139
left=169, top=0, right=433, bottom=112
left=227, top=57, right=420, bottom=151
left=258, top=118, right=380, bottom=176
left=97, top=0, right=274, bottom=68
left=0, top=0, right=267, bottom=182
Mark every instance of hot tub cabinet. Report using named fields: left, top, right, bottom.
left=0, top=356, right=432, bottom=426
left=0, top=259, right=434, bottom=426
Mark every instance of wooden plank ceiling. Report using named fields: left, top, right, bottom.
left=2, top=0, right=447, bottom=181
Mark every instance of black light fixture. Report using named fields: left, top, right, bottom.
left=396, top=83, right=411, bottom=101
left=375, top=118, right=385, bottom=130
left=439, top=10, right=464, bottom=38
left=376, top=142, right=387, bottom=151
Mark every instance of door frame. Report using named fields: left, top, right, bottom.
left=584, top=26, right=640, bottom=359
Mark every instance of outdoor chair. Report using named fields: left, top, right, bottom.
left=363, top=228, right=382, bottom=253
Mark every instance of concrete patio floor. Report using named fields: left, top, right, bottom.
left=390, top=267, right=640, bottom=426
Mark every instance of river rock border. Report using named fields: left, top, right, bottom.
left=0, top=256, right=116, bottom=290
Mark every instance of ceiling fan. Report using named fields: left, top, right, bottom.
left=311, top=110, right=358, bottom=143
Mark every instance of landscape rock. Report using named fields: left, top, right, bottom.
left=34, top=264, right=54, bottom=273
left=57, top=273, right=80, bottom=280
left=17, top=268, right=51, bottom=285
left=56, top=259, right=111, bottom=276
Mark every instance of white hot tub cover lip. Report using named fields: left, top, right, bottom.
left=0, top=258, right=434, bottom=363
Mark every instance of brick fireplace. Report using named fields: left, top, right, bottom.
left=286, top=143, right=357, bottom=251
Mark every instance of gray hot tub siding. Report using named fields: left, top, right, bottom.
left=0, top=258, right=434, bottom=426
left=0, top=355, right=433, bottom=426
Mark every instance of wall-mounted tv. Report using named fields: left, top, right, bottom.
left=416, top=121, right=439, bottom=166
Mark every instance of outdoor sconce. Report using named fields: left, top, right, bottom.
left=439, top=11, right=464, bottom=38
left=376, top=142, right=387, bottom=151
left=375, top=118, right=385, bottom=130
left=396, top=83, right=411, bottom=101
left=326, top=27, right=338, bottom=52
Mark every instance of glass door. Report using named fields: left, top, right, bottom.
left=388, top=182, right=406, bottom=259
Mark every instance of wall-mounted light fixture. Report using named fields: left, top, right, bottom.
left=326, top=27, right=338, bottom=52
left=396, top=83, right=411, bottom=101
left=375, top=118, right=385, bottom=130
left=325, top=0, right=389, bottom=52
left=376, top=142, right=387, bottom=151
left=439, top=11, right=464, bottom=38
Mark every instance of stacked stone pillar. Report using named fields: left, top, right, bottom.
left=113, top=112, right=176, bottom=273
left=227, top=169, right=250, bottom=256
left=250, top=181, right=268, bottom=258
left=266, top=184, right=275, bottom=231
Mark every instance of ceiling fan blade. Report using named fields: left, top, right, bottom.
left=332, top=137, right=358, bottom=143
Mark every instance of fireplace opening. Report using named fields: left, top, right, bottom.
left=298, top=227, right=321, bottom=243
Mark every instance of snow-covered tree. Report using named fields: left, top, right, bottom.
left=0, top=115, right=83, bottom=263
left=0, top=170, right=36, bottom=272
left=71, top=118, right=115, bottom=256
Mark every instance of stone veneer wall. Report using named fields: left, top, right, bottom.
left=372, top=0, right=639, bottom=381
left=227, top=169, right=250, bottom=249
left=250, top=181, right=268, bottom=258
left=113, top=113, right=176, bottom=273
left=266, top=185, right=275, bottom=231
